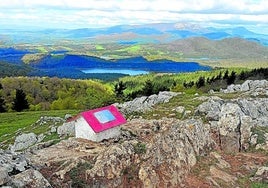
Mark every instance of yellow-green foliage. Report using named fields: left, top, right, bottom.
left=95, top=44, right=105, bottom=50
left=36, top=46, right=48, bottom=53
left=117, top=45, right=141, bottom=53
left=21, top=53, right=46, bottom=64
left=0, top=77, right=115, bottom=111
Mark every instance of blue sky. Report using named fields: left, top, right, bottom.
left=0, top=0, right=268, bottom=34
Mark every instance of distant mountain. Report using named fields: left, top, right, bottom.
left=1, top=22, right=268, bottom=46
left=157, top=37, right=268, bottom=60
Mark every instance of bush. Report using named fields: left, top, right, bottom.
left=134, top=142, right=146, bottom=154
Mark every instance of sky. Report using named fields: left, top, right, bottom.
left=0, top=0, right=268, bottom=34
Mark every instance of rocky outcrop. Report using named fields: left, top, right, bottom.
left=0, top=149, right=30, bottom=187
left=26, top=117, right=213, bottom=188
left=0, top=167, right=9, bottom=185
left=221, top=80, right=268, bottom=96
left=252, top=166, right=268, bottom=183
left=196, top=80, right=268, bottom=152
left=116, top=91, right=179, bottom=114
left=196, top=97, right=268, bottom=152
left=57, top=121, right=75, bottom=137
left=10, top=169, right=52, bottom=188
left=10, top=133, right=38, bottom=152
left=133, top=119, right=213, bottom=187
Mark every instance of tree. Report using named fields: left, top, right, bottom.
left=114, top=81, right=126, bottom=98
left=239, top=71, right=246, bottom=80
left=196, top=76, right=205, bottom=88
left=216, top=71, right=222, bottom=80
left=143, top=80, right=154, bottom=96
left=0, top=96, right=6, bottom=112
left=223, top=70, right=229, bottom=80
left=227, top=71, right=236, bottom=85
left=12, top=89, right=29, bottom=112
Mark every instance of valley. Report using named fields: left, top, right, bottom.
left=0, top=22, right=268, bottom=188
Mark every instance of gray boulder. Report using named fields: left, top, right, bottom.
left=237, top=99, right=259, bottom=119
left=240, top=80, right=251, bottom=91
left=226, top=84, right=241, bottom=93
left=117, top=91, right=179, bottom=114
left=0, top=167, right=9, bottom=186
left=57, top=121, right=75, bottom=137
left=196, top=94, right=268, bottom=152
left=0, top=150, right=29, bottom=175
left=237, top=98, right=268, bottom=121
left=11, top=133, right=37, bottom=152
left=10, top=169, right=51, bottom=188
left=251, top=166, right=268, bottom=183
left=249, top=80, right=268, bottom=90
left=195, top=99, right=223, bottom=121
left=64, top=114, right=73, bottom=120
left=221, top=80, right=268, bottom=95
left=217, top=102, right=255, bottom=151
left=218, top=103, right=243, bottom=152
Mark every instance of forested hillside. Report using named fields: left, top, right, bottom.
left=0, top=62, right=32, bottom=77
left=0, top=77, right=115, bottom=111
left=0, top=68, right=267, bottom=113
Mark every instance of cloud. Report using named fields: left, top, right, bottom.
left=0, top=0, right=267, bottom=33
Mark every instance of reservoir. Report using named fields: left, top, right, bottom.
left=82, top=68, right=149, bottom=75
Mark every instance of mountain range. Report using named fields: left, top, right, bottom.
left=1, top=23, right=268, bottom=45
left=0, top=22, right=268, bottom=79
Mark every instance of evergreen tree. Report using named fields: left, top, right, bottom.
left=239, top=71, right=246, bottom=80
left=196, top=76, right=205, bottom=88
left=223, top=70, right=229, bottom=80
left=216, top=71, right=222, bottom=80
left=114, top=81, right=126, bottom=98
left=227, top=71, right=236, bottom=85
left=0, top=96, right=6, bottom=113
left=12, top=89, right=29, bottom=112
left=143, top=80, right=154, bottom=96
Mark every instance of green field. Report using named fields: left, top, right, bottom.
left=0, top=110, right=79, bottom=148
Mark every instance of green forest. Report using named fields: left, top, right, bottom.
left=0, top=68, right=267, bottom=113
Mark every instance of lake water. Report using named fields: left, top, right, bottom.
left=0, top=49, right=212, bottom=78
left=82, top=68, right=148, bottom=75
left=79, top=56, right=211, bottom=75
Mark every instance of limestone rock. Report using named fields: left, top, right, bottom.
left=173, top=106, right=185, bottom=114
left=195, top=99, right=223, bottom=121
left=29, top=118, right=212, bottom=187
left=116, top=91, right=179, bottom=114
left=10, top=169, right=51, bottom=188
left=64, top=114, right=73, bottom=120
left=57, top=121, right=75, bottom=137
left=251, top=166, right=268, bottom=183
left=250, top=134, right=258, bottom=145
left=50, top=126, right=57, bottom=133
left=221, top=79, right=268, bottom=96
left=210, top=152, right=231, bottom=169
left=209, top=166, right=237, bottom=184
left=0, top=167, right=9, bottom=186
left=0, top=150, right=29, bottom=176
left=11, top=133, right=37, bottom=151
left=34, top=116, right=64, bottom=126
left=241, top=80, right=251, bottom=91
left=196, top=96, right=268, bottom=152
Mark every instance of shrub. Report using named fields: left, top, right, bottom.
left=134, top=142, right=146, bottom=154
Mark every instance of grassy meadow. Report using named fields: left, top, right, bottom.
left=0, top=110, right=79, bottom=148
